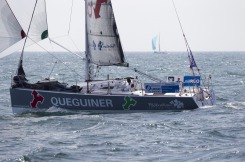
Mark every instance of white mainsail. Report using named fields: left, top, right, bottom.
left=86, top=0, right=128, bottom=67
left=0, top=0, right=26, bottom=58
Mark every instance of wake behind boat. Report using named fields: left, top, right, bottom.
left=0, top=0, right=215, bottom=114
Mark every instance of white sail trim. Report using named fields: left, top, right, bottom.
left=0, top=0, right=25, bottom=57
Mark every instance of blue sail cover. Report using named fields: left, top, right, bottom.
left=152, top=35, right=158, bottom=50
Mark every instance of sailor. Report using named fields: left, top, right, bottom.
left=197, top=88, right=204, bottom=101
left=127, top=78, right=131, bottom=85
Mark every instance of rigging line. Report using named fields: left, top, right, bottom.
left=48, top=61, right=57, bottom=79
left=49, top=34, right=84, bottom=58
left=51, top=34, right=84, bottom=56
left=172, top=0, right=206, bottom=88
left=172, top=0, right=201, bottom=71
left=69, top=36, right=85, bottom=56
left=89, top=33, right=118, bottom=37
left=131, top=67, right=162, bottom=83
left=26, top=36, right=83, bottom=78
left=172, top=0, right=186, bottom=42
left=20, top=0, right=38, bottom=59
left=0, top=36, right=23, bottom=39
left=56, top=35, right=83, bottom=56
left=44, top=0, right=48, bottom=37
left=171, top=0, right=193, bottom=61
left=51, top=34, right=72, bottom=39
left=50, top=38, right=84, bottom=59
left=173, top=2, right=210, bottom=92
left=68, top=0, right=74, bottom=35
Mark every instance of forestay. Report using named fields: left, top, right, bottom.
left=86, top=0, right=128, bottom=67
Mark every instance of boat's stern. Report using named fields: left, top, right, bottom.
left=194, top=88, right=216, bottom=107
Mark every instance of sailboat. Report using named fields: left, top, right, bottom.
left=1, top=0, right=215, bottom=114
left=152, top=33, right=166, bottom=54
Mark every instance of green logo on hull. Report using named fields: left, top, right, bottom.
left=123, top=96, right=137, bottom=110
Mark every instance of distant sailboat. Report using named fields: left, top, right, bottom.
left=152, top=33, right=166, bottom=54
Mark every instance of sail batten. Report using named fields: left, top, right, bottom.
left=89, top=34, right=120, bottom=37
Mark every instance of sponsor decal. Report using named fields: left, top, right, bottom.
left=98, top=41, right=103, bottom=50
left=94, top=41, right=116, bottom=51
left=101, top=43, right=116, bottom=49
left=90, top=40, right=116, bottom=51
left=93, top=40, right=96, bottom=50
left=144, top=84, right=162, bottom=93
left=183, top=76, right=201, bottom=86
left=30, top=90, right=44, bottom=108
left=145, top=85, right=151, bottom=91
left=147, top=99, right=184, bottom=109
left=51, top=97, right=113, bottom=108
left=148, top=103, right=173, bottom=109
left=170, top=99, right=184, bottom=109
left=144, top=83, right=179, bottom=93
left=94, top=0, right=108, bottom=19
left=122, top=96, right=137, bottom=110
left=87, top=0, right=108, bottom=19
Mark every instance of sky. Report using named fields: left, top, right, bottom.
left=28, top=0, right=245, bottom=52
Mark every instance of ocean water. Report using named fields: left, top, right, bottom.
left=0, top=51, right=245, bottom=162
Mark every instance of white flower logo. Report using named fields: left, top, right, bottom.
left=170, top=99, right=184, bottom=109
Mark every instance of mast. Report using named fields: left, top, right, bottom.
left=15, top=0, right=39, bottom=76
left=84, top=0, right=90, bottom=92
